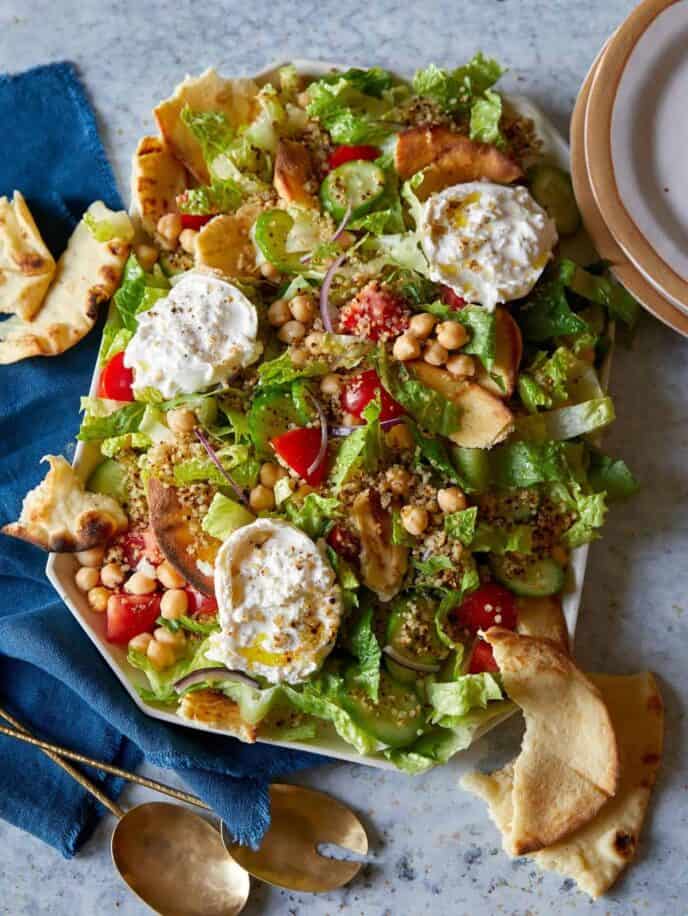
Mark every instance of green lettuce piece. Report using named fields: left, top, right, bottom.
left=325, top=547, right=360, bottom=614
left=284, top=676, right=378, bottom=755
left=471, top=522, right=533, bottom=554
left=113, top=254, right=170, bottom=332
left=470, top=89, right=503, bottom=145
left=422, top=301, right=496, bottom=371
left=519, top=260, right=589, bottom=342
left=318, top=333, right=373, bottom=370
left=349, top=153, right=405, bottom=235
left=444, top=506, right=478, bottom=545
left=129, top=636, right=215, bottom=703
left=330, top=398, right=383, bottom=491
left=78, top=401, right=146, bottom=441
left=174, top=446, right=259, bottom=489
left=531, top=346, right=603, bottom=407
left=568, top=262, right=640, bottom=327
left=217, top=681, right=283, bottom=725
left=177, top=179, right=243, bottom=215
left=518, top=374, right=552, bottom=413
left=377, top=348, right=460, bottom=437
left=391, top=509, right=416, bottom=546
left=138, top=405, right=175, bottom=444
left=411, top=424, right=463, bottom=485
left=83, top=210, right=134, bottom=242
left=181, top=105, right=235, bottom=163
left=201, top=493, right=255, bottom=540
left=283, top=493, right=341, bottom=539
left=99, top=319, right=133, bottom=367
left=373, top=231, right=430, bottom=276
left=434, top=564, right=481, bottom=647
left=412, top=54, right=503, bottom=113
left=515, top=397, right=615, bottom=441
left=157, top=614, right=220, bottom=636
left=562, top=489, right=607, bottom=547
left=490, top=440, right=574, bottom=489
left=587, top=451, right=639, bottom=501
left=348, top=602, right=382, bottom=702
left=431, top=698, right=516, bottom=736
left=306, top=68, right=400, bottom=145
left=427, top=673, right=502, bottom=723
left=257, top=350, right=328, bottom=387
left=101, top=432, right=151, bottom=457
left=414, top=555, right=453, bottom=582
left=450, top=446, right=491, bottom=493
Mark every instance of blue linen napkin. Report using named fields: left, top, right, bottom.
left=0, top=62, right=323, bottom=858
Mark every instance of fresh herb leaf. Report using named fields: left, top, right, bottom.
left=444, top=506, right=478, bottom=545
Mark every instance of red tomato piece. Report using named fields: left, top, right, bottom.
left=338, top=281, right=410, bottom=341
left=468, top=639, right=499, bottom=674
left=186, top=587, right=218, bottom=617
left=451, top=583, right=518, bottom=634
left=340, top=369, right=404, bottom=422
left=326, top=525, right=361, bottom=563
left=98, top=351, right=134, bottom=402
left=106, top=593, right=161, bottom=645
left=271, top=427, right=328, bottom=486
left=328, top=145, right=380, bottom=170
left=440, top=285, right=467, bottom=310
left=116, top=526, right=163, bottom=568
left=179, top=213, right=214, bottom=230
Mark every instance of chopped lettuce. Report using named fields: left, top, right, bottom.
left=444, top=506, right=478, bottom=545
left=412, top=424, right=464, bottom=485
left=177, top=178, right=243, bottom=215
left=562, top=489, right=607, bottom=547
left=490, top=440, right=575, bottom=489
left=257, top=350, right=328, bottom=387
left=413, top=555, right=453, bottom=582
left=377, top=348, right=460, bottom=437
left=515, top=396, right=615, bottom=441
left=201, top=493, right=255, bottom=540
left=373, top=231, right=430, bottom=276
left=587, top=451, right=639, bottom=501
left=174, top=445, right=259, bottom=489
left=470, top=89, right=503, bottom=145
left=330, top=398, right=383, bottom=491
left=283, top=493, right=341, bottom=538
left=305, top=68, right=401, bottom=145
left=427, top=673, right=502, bottom=723
left=568, top=262, right=640, bottom=327
left=471, top=522, right=533, bottom=554
left=113, top=254, right=170, bottom=333
left=519, top=260, right=589, bottom=342
left=128, top=635, right=215, bottom=703
left=518, top=374, right=551, bottom=413
left=181, top=105, right=235, bottom=163
left=284, top=674, right=379, bottom=755
left=101, top=432, right=151, bottom=457
left=348, top=602, right=382, bottom=702
left=78, top=401, right=146, bottom=442
left=434, top=566, right=481, bottom=647
left=98, top=319, right=133, bottom=367
left=83, top=209, right=134, bottom=242
left=412, top=54, right=504, bottom=114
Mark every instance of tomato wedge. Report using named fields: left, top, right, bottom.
left=468, top=639, right=499, bottom=674
left=98, top=351, right=134, bottom=402
left=440, top=285, right=467, bottom=310
left=271, top=427, right=327, bottom=486
left=186, top=587, right=218, bottom=617
left=106, top=593, right=161, bottom=645
left=328, top=145, right=380, bottom=170
left=451, top=583, right=518, bottom=634
left=179, top=213, right=214, bottom=230
left=340, top=369, right=404, bottom=422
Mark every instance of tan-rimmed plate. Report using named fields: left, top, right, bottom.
left=571, top=41, right=688, bottom=337
left=585, top=0, right=688, bottom=313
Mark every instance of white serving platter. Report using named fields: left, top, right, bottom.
left=47, top=60, right=596, bottom=771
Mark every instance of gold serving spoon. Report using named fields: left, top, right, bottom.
left=0, top=706, right=369, bottom=897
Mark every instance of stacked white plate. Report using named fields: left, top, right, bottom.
left=572, top=0, right=688, bottom=336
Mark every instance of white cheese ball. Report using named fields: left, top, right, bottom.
left=124, top=269, right=262, bottom=398
left=207, top=519, right=342, bottom=684
left=421, top=181, right=558, bottom=310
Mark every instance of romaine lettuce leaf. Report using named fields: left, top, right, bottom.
left=490, top=440, right=574, bottom=488
left=306, top=68, right=400, bottom=145
left=83, top=209, right=134, bottom=242
left=587, top=451, right=639, bottom=501
left=471, top=522, right=533, bottom=554
left=78, top=401, right=146, bottom=442
left=411, top=424, right=464, bottom=485
left=562, top=489, right=607, bottom=547
left=567, top=261, right=640, bottom=327
left=181, top=106, right=235, bottom=163
left=330, top=398, right=383, bottom=491
left=444, top=506, right=478, bottom=545
left=377, top=348, right=460, bottom=437
left=427, top=673, right=502, bottom=723
left=284, top=675, right=378, bottom=755
left=201, top=493, right=255, bottom=540
left=128, top=635, right=215, bottom=703
left=113, top=254, right=170, bottom=333
left=469, top=88, right=503, bottom=145
left=519, top=260, right=589, bottom=342
left=518, top=374, right=551, bottom=413
left=177, top=179, right=243, bottom=215
left=101, top=432, right=151, bottom=457
left=412, top=54, right=504, bottom=114
left=515, top=396, right=615, bottom=441
left=173, top=445, right=259, bottom=489
left=283, top=493, right=341, bottom=538
left=257, top=350, right=328, bottom=387
left=348, top=602, right=382, bottom=702
left=99, top=319, right=133, bottom=367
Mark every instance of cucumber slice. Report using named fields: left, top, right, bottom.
left=490, top=554, right=564, bottom=597
left=386, top=595, right=449, bottom=668
left=384, top=656, right=418, bottom=686
left=528, top=164, right=581, bottom=237
left=87, top=458, right=128, bottom=503
left=320, top=160, right=386, bottom=221
left=341, top=668, right=425, bottom=748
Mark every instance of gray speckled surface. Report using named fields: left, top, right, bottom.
left=1, top=0, right=687, bottom=913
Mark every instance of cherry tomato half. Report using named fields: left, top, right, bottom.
left=271, top=427, right=328, bottom=486
left=186, top=587, right=218, bottom=617
left=179, top=213, right=214, bottom=230
left=106, top=593, right=161, bottom=645
left=98, top=351, right=134, bottom=402
left=340, top=369, right=404, bottom=422
left=468, top=639, right=499, bottom=674
left=328, top=145, right=380, bottom=170
left=116, top=526, right=163, bottom=568
left=450, top=583, right=518, bottom=634
left=338, top=282, right=410, bottom=341
left=440, top=285, right=467, bottom=310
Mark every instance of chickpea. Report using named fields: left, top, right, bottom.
left=260, top=261, right=281, bottom=282
left=446, top=354, right=476, bottom=378
left=124, top=571, right=157, bottom=595
left=101, top=562, right=125, bottom=589
left=386, top=466, right=412, bottom=495
left=400, top=505, right=429, bottom=536
left=178, top=228, right=198, bottom=255
left=146, top=639, right=177, bottom=671
left=385, top=423, right=414, bottom=450
left=75, top=566, right=100, bottom=592
left=423, top=340, right=449, bottom=367
left=161, top=588, right=189, bottom=620
left=259, top=462, right=287, bottom=488
left=392, top=333, right=421, bottom=362
left=278, top=320, right=306, bottom=344
left=320, top=373, right=341, bottom=397
left=88, top=587, right=110, bottom=613
left=129, top=632, right=154, bottom=653
left=249, top=484, right=276, bottom=512
left=166, top=407, right=196, bottom=435
left=408, top=312, right=436, bottom=340
left=154, top=626, right=187, bottom=653
left=290, top=347, right=308, bottom=367
left=268, top=298, right=291, bottom=327
left=303, top=331, right=324, bottom=354
left=157, top=560, right=186, bottom=590
left=75, top=546, right=105, bottom=568
left=289, top=294, right=316, bottom=324
left=296, top=90, right=311, bottom=108
left=157, top=213, right=182, bottom=246
left=135, top=243, right=159, bottom=271
left=437, top=487, right=468, bottom=513
left=436, top=321, right=469, bottom=351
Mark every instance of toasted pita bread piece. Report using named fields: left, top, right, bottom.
left=475, top=629, right=619, bottom=855
left=0, top=202, right=130, bottom=365
left=414, top=138, right=523, bottom=202
left=516, top=595, right=569, bottom=652
left=195, top=200, right=264, bottom=279
left=154, top=68, right=260, bottom=183
left=273, top=139, right=318, bottom=209
left=0, top=191, right=55, bottom=321
left=131, top=136, right=187, bottom=235
left=179, top=689, right=257, bottom=742
left=2, top=455, right=127, bottom=552
left=463, top=672, right=663, bottom=898
left=147, top=477, right=218, bottom=595
left=395, top=125, right=473, bottom=179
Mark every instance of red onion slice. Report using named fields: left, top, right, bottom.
left=306, top=393, right=329, bottom=477
left=194, top=427, right=248, bottom=506
left=383, top=645, right=440, bottom=674
left=319, top=251, right=348, bottom=333
left=329, top=417, right=402, bottom=438
left=174, top=667, right=259, bottom=692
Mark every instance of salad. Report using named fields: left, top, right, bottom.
left=16, top=57, right=641, bottom=771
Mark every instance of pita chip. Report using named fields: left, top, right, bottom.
left=131, top=136, right=187, bottom=235
left=0, top=190, right=55, bottom=320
